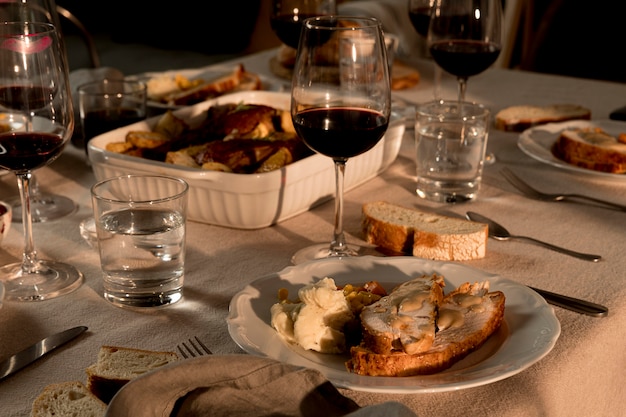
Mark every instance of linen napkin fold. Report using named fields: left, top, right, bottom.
left=104, top=354, right=417, bottom=417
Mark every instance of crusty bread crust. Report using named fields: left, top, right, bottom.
left=495, top=104, right=591, bottom=132
left=86, top=346, right=179, bottom=403
left=552, top=128, right=626, bottom=173
left=347, top=284, right=505, bottom=377
left=362, top=201, right=487, bottom=261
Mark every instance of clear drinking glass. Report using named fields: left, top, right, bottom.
left=91, top=175, right=188, bottom=308
left=0, top=21, right=83, bottom=300
left=290, top=16, right=391, bottom=264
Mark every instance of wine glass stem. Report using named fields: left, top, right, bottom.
left=16, top=171, right=40, bottom=274
left=457, top=76, right=467, bottom=102
left=330, top=159, right=349, bottom=255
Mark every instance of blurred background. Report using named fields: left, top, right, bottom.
left=56, top=0, right=626, bottom=83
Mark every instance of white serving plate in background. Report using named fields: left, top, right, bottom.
left=126, top=63, right=281, bottom=111
left=88, top=91, right=405, bottom=229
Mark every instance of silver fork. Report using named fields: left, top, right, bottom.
left=501, top=167, right=626, bottom=211
left=177, top=336, right=212, bottom=358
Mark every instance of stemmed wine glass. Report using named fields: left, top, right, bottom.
left=427, top=0, right=501, bottom=164
left=0, top=21, right=83, bottom=300
left=407, top=0, right=442, bottom=99
left=290, top=16, right=391, bottom=264
left=427, top=0, right=502, bottom=102
left=270, top=0, right=337, bottom=50
left=408, top=0, right=433, bottom=39
left=1, top=0, right=77, bottom=222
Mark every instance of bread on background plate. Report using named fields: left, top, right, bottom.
left=495, top=104, right=591, bottom=132
left=362, top=201, right=488, bottom=261
left=553, top=127, right=626, bottom=174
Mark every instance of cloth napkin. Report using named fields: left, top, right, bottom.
left=104, top=354, right=418, bottom=417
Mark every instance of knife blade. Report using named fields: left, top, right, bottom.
left=0, top=325, right=87, bottom=381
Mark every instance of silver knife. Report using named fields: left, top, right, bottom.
left=528, top=287, right=609, bottom=318
left=0, top=326, right=88, bottom=381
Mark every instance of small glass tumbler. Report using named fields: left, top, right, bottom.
left=415, top=100, right=490, bottom=203
left=78, top=78, right=147, bottom=157
left=91, top=175, right=189, bottom=308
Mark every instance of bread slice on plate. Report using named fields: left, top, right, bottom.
left=165, top=64, right=261, bottom=106
left=86, top=346, right=179, bottom=403
left=347, top=280, right=505, bottom=376
left=495, top=104, right=591, bottom=132
left=362, top=201, right=488, bottom=261
left=31, top=381, right=106, bottom=417
left=552, top=127, right=626, bottom=173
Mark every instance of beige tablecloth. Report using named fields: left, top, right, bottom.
left=1, top=50, right=625, bottom=417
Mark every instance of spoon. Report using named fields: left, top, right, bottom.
left=466, top=211, right=601, bottom=262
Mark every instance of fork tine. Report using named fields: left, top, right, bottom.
left=177, top=336, right=212, bottom=358
left=192, top=336, right=212, bottom=355
left=500, top=168, right=543, bottom=198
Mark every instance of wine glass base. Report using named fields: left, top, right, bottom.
left=291, top=243, right=358, bottom=265
left=291, top=243, right=391, bottom=265
left=79, top=216, right=98, bottom=248
left=8, top=194, right=77, bottom=223
left=0, top=260, right=83, bottom=301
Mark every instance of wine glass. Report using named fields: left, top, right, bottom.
left=290, top=16, right=391, bottom=264
left=270, top=0, right=337, bottom=50
left=0, top=21, right=83, bottom=301
left=407, top=0, right=442, bottom=99
left=1, top=0, right=77, bottom=222
left=427, top=0, right=502, bottom=102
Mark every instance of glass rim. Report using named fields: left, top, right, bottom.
left=91, top=174, right=189, bottom=204
left=417, top=99, right=490, bottom=118
left=302, top=15, right=382, bottom=30
left=77, top=78, right=147, bottom=95
left=0, top=21, right=55, bottom=36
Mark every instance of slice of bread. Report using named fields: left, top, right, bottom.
left=552, top=127, right=626, bottom=173
left=362, top=201, right=488, bottom=261
left=358, top=274, right=445, bottom=355
left=495, top=104, right=591, bottom=132
left=31, top=381, right=106, bottom=417
left=86, top=346, right=179, bottom=403
left=347, top=281, right=505, bottom=376
left=165, top=64, right=261, bottom=106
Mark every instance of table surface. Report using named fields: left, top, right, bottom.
left=1, top=49, right=625, bottom=417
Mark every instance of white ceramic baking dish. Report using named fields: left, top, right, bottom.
left=88, top=91, right=404, bottom=229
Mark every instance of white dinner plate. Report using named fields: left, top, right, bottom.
left=227, top=256, right=560, bottom=394
left=517, top=119, right=626, bottom=179
left=127, top=63, right=281, bottom=110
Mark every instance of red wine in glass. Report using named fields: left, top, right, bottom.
left=82, top=107, right=145, bottom=152
left=0, top=85, right=57, bottom=112
left=270, top=13, right=320, bottom=49
left=0, top=132, right=65, bottom=172
left=408, top=6, right=431, bottom=38
left=293, top=107, right=388, bottom=159
left=429, top=40, right=501, bottom=78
